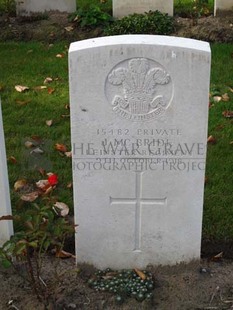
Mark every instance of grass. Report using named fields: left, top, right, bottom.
left=0, top=42, right=232, bottom=241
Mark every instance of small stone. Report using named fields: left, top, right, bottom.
left=68, top=303, right=77, bottom=309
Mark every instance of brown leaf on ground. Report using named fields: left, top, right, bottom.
left=44, top=77, right=53, bottom=84
left=48, top=87, right=55, bottom=94
left=31, top=135, right=42, bottom=143
left=34, top=86, right=47, bottom=91
left=211, top=251, right=223, bottom=262
left=55, top=249, right=75, bottom=258
left=221, top=93, right=230, bottom=102
left=8, top=156, right=17, bottom=164
left=46, top=120, right=53, bottom=127
left=15, top=85, right=29, bottom=92
left=36, top=179, right=50, bottom=191
left=20, top=191, right=39, bottom=202
left=55, top=143, right=67, bottom=153
left=65, top=104, right=70, bottom=110
left=134, top=268, right=147, bottom=280
left=222, top=110, right=233, bottom=118
left=0, top=84, right=4, bottom=92
left=14, top=179, right=27, bottom=191
left=67, top=182, right=72, bottom=189
left=229, top=87, right=233, bottom=93
left=61, top=114, right=70, bottom=118
left=54, top=202, right=69, bottom=217
left=56, top=53, right=65, bottom=58
left=65, top=151, right=72, bottom=158
left=207, top=135, right=217, bottom=144
left=15, top=99, right=31, bottom=106
left=38, top=167, right=46, bottom=176
left=213, top=96, right=221, bottom=102
left=64, top=26, right=74, bottom=32
left=25, top=141, right=35, bottom=148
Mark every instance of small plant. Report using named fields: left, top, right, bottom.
left=0, top=201, right=75, bottom=308
left=0, top=0, right=15, bottom=15
left=88, top=268, right=155, bottom=304
left=104, top=10, right=174, bottom=36
left=70, top=4, right=113, bottom=28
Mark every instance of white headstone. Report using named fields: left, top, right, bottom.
left=113, top=0, right=173, bottom=18
left=69, top=35, right=211, bottom=269
left=16, top=0, right=76, bottom=16
left=214, top=0, right=233, bottom=16
left=0, top=100, right=13, bottom=246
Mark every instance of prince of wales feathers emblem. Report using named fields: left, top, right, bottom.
left=108, top=58, right=171, bottom=116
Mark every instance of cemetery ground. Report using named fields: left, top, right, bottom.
left=0, top=10, right=233, bottom=310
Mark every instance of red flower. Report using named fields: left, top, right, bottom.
left=48, top=174, right=58, bottom=186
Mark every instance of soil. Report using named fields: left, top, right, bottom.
left=0, top=11, right=233, bottom=310
left=0, top=256, right=233, bottom=310
left=0, top=12, right=232, bottom=43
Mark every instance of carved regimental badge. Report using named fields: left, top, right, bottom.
left=106, top=58, right=173, bottom=121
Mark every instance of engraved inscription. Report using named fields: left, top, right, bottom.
left=106, top=58, right=173, bottom=121
left=110, top=172, right=167, bottom=251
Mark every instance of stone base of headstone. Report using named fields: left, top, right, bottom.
left=16, top=0, right=76, bottom=16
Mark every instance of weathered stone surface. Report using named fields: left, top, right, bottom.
left=113, top=0, right=173, bottom=18
left=0, top=100, right=13, bottom=246
left=69, top=35, right=211, bottom=269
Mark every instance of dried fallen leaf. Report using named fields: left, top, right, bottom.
left=221, top=93, right=230, bottom=102
left=31, top=135, right=42, bottom=143
left=134, top=268, right=146, bottom=280
left=15, top=85, right=29, bottom=92
left=34, top=86, right=47, bottom=91
left=36, top=179, right=49, bottom=190
left=0, top=84, right=4, bottom=92
left=30, top=147, right=44, bottom=154
left=15, top=99, right=31, bottom=106
left=46, top=120, right=53, bottom=127
left=48, top=87, right=55, bottom=95
left=55, top=143, right=67, bottom=153
left=207, top=135, right=217, bottom=144
left=65, top=151, right=72, bottom=158
left=43, top=77, right=53, bottom=84
left=229, top=87, right=233, bottom=93
left=64, top=26, right=74, bottom=32
left=43, top=186, right=53, bottom=196
left=54, top=202, right=69, bottom=217
left=61, top=114, right=70, bottom=118
left=8, top=156, right=17, bottom=164
left=222, top=110, right=233, bottom=118
left=38, top=167, right=46, bottom=176
left=20, top=191, right=39, bottom=202
left=65, top=104, right=70, bottom=110
left=56, top=53, right=65, bottom=58
left=55, top=249, right=75, bottom=258
left=213, top=96, right=222, bottom=102
left=25, top=141, right=35, bottom=148
left=230, top=141, right=233, bottom=145
left=14, top=179, right=27, bottom=192
left=67, top=182, right=72, bottom=189
left=211, top=251, right=223, bottom=262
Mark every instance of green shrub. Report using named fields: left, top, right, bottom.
left=104, top=10, right=174, bottom=36
left=70, top=4, right=113, bottom=28
left=0, top=0, right=15, bottom=15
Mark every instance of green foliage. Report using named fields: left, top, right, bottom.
left=0, top=201, right=75, bottom=306
left=0, top=0, right=15, bottom=15
left=104, top=10, right=174, bottom=36
left=70, top=4, right=113, bottom=28
left=174, top=0, right=214, bottom=17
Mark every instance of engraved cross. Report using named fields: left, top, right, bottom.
left=110, top=172, right=167, bottom=252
